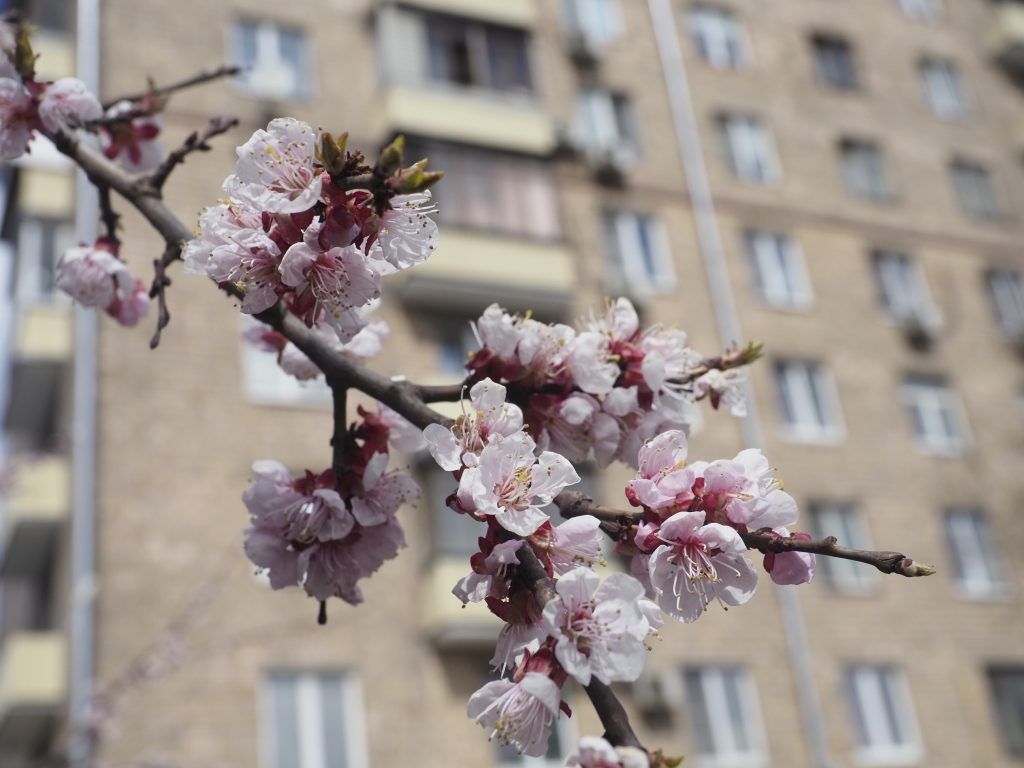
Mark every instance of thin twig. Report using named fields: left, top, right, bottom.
left=101, top=65, right=242, bottom=111
left=553, top=491, right=936, bottom=578
left=97, top=186, right=120, bottom=241
left=331, top=386, right=349, bottom=477
left=148, top=116, right=239, bottom=191
left=148, top=244, right=178, bottom=349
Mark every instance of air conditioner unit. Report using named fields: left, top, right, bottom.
left=566, top=30, right=602, bottom=68
left=632, top=671, right=683, bottom=721
left=894, top=306, right=942, bottom=350
left=587, top=145, right=634, bottom=185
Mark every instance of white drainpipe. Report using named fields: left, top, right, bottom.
left=645, top=1, right=834, bottom=765
left=68, top=1, right=101, bottom=766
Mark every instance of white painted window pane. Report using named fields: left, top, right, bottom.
left=691, top=7, right=744, bottom=69
left=567, top=0, right=623, bottom=46
left=921, top=60, right=968, bottom=118
left=989, top=270, right=1024, bottom=333
left=989, top=670, right=1024, bottom=755
left=267, top=676, right=301, bottom=768
left=902, top=377, right=965, bottom=453
left=946, top=510, right=1005, bottom=594
left=951, top=162, right=999, bottom=219
left=848, top=666, right=919, bottom=755
left=723, top=116, right=777, bottom=183
left=747, top=231, right=810, bottom=307
left=898, top=0, right=941, bottom=22
left=234, top=20, right=309, bottom=100
left=812, top=504, right=876, bottom=589
left=842, top=142, right=889, bottom=200
left=265, top=673, right=358, bottom=768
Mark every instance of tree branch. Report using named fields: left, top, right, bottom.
left=101, top=65, right=242, bottom=110
left=97, top=186, right=120, bottom=240
left=148, top=115, right=239, bottom=190
left=331, top=385, right=349, bottom=476
left=553, top=491, right=936, bottom=578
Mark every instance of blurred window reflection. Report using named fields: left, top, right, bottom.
left=14, top=214, right=74, bottom=305
left=809, top=502, right=878, bottom=593
left=987, top=268, right=1024, bottom=336
left=840, top=139, right=891, bottom=202
left=425, top=15, right=532, bottom=94
left=845, top=665, right=922, bottom=765
left=950, top=159, right=999, bottom=220
left=901, top=374, right=969, bottom=456
left=564, top=0, right=623, bottom=48
left=773, top=360, right=844, bottom=442
left=944, top=509, right=1008, bottom=599
left=683, top=666, right=766, bottom=764
left=744, top=230, right=813, bottom=310
left=603, top=209, right=676, bottom=297
left=233, top=19, right=311, bottom=101
left=690, top=5, right=748, bottom=70
left=718, top=114, right=781, bottom=184
left=989, top=668, right=1024, bottom=758
left=812, top=34, right=859, bottom=92
left=896, top=0, right=942, bottom=23
left=872, top=250, right=941, bottom=328
left=919, top=58, right=970, bottom=119
left=576, top=88, right=638, bottom=161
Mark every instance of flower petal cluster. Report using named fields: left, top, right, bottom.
left=468, top=673, right=561, bottom=758
left=542, top=568, right=653, bottom=686
left=99, top=100, right=163, bottom=172
left=463, top=298, right=745, bottom=469
left=55, top=239, right=150, bottom=327
left=242, top=413, right=420, bottom=606
left=0, top=70, right=35, bottom=161
left=567, top=737, right=650, bottom=768
left=186, top=119, right=439, bottom=346
left=625, top=430, right=815, bottom=622
left=457, top=431, right=579, bottom=537
left=423, top=378, right=524, bottom=471
left=37, top=77, right=101, bottom=133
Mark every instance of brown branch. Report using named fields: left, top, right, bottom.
left=97, top=186, right=120, bottom=241
left=331, top=386, right=349, bottom=477
left=553, top=491, right=936, bottom=578
left=101, top=65, right=242, bottom=111
left=515, top=546, right=645, bottom=750
left=148, top=244, right=177, bottom=349
left=148, top=116, right=239, bottom=190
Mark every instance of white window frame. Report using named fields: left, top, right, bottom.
left=499, top=710, right=576, bottom=767
left=576, top=88, right=638, bottom=163
left=564, top=0, right=624, bottom=48
left=988, top=268, right=1024, bottom=335
left=13, top=215, right=74, bottom=306
left=605, top=210, right=676, bottom=297
left=840, top=140, right=891, bottom=202
left=920, top=58, right=969, bottom=119
left=690, top=6, right=748, bottom=71
left=720, top=115, right=781, bottom=184
left=240, top=317, right=331, bottom=408
left=988, top=668, right=1024, bottom=758
left=944, top=509, right=1009, bottom=600
left=745, top=230, right=813, bottom=309
left=897, top=0, right=942, bottom=23
left=901, top=376, right=969, bottom=456
left=261, top=670, right=368, bottom=768
left=683, top=666, right=767, bottom=767
left=232, top=19, right=312, bottom=101
left=845, top=665, right=922, bottom=766
left=811, top=503, right=878, bottom=594
left=872, top=250, right=941, bottom=329
left=774, top=360, right=844, bottom=443
left=950, top=160, right=999, bottom=220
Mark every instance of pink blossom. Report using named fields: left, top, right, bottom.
left=529, top=515, right=604, bottom=576
left=648, top=510, right=758, bottom=623
left=531, top=392, right=605, bottom=464
left=106, top=278, right=150, bottom=327
left=38, top=77, right=102, bottom=133
left=700, top=449, right=798, bottom=530
left=453, top=538, right=522, bottom=605
left=467, top=673, right=562, bottom=758
left=0, top=76, right=35, bottom=161
left=626, top=430, right=698, bottom=513
left=542, top=567, right=651, bottom=686
left=762, top=529, right=816, bottom=585
left=301, top=517, right=406, bottom=605
left=368, top=191, right=439, bottom=274
left=693, top=368, right=748, bottom=417
left=99, top=101, right=163, bottom=172
left=457, top=431, right=579, bottom=536
left=569, top=298, right=641, bottom=394
left=242, top=462, right=354, bottom=544
left=280, top=221, right=381, bottom=342
left=423, top=378, right=524, bottom=471
left=376, top=404, right=426, bottom=454
left=568, top=737, right=650, bottom=768
left=225, top=118, right=323, bottom=214
left=55, top=240, right=146, bottom=325
left=349, top=452, right=420, bottom=527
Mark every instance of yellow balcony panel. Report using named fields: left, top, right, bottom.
left=1, top=457, right=69, bottom=578
left=422, top=556, right=499, bottom=646
left=31, top=32, right=75, bottom=80
left=393, top=0, right=538, bottom=27
left=990, top=4, right=1024, bottom=72
left=0, top=632, right=66, bottom=753
left=14, top=305, right=73, bottom=361
left=378, top=87, right=555, bottom=155
left=400, top=229, right=576, bottom=316
left=17, top=168, right=75, bottom=218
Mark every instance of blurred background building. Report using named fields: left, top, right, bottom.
left=1, top=0, right=1023, bottom=766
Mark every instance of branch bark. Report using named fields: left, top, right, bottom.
left=148, top=115, right=239, bottom=191
left=100, top=65, right=242, bottom=110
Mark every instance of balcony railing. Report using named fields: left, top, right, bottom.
left=384, top=0, right=538, bottom=27
left=0, top=631, right=66, bottom=755
left=0, top=457, right=69, bottom=578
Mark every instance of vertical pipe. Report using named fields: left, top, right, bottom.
left=68, top=1, right=101, bottom=766
left=645, top=1, right=834, bottom=765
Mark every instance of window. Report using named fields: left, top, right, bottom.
left=812, top=35, right=858, bottom=91
left=896, top=0, right=942, bottom=23
left=690, top=6, right=747, bottom=70
left=988, top=268, right=1024, bottom=335
left=425, top=15, right=532, bottom=93
left=426, top=465, right=486, bottom=557
left=240, top=318, right=331, bottom=407
left=576, top=89, right=638, bottom=162
left=564, top=0, right=623, bottom=47
left=840, top=140, right=891, bottom=202
left=950, top=160, right=999, bottom=220
left=434, top=317, right=478, bottom=380
left=989, top=668, right=1024, bottom=758
left=14, top=0, right=73, bottom=32
left=233, top=20, right=311, bottom=101
left=845, top=665, right=921, bottom=765
left=774, top=360, right=843, bottom=442
left=919, top=58, right=968, bottom=119
left=872, top=250, right=940, bottom=328
left=603, top=210, right=675, bottom=296
left=263, top=671, right=367, bottom=768
left=14, top=215, right=74, bottom=303
left=744, top=230, right=812, bottom=309
left=901, top=375, right=968, bottom=455
left=411, top=142, right=560, bottom=240
left=944, top=509, right=1007, bottom=598
left=683, top=666, right=766, bottom=764
left=810, top=503, right=877, bottom=593
left=718, top=115, right=780, bottom=184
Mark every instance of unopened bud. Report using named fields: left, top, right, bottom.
left=391, top=159, right=444, bottom=194
left=378, top=135, right=405, bottom=177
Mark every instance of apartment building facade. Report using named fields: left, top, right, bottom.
left=1, top=0, right=1023, bottom=766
